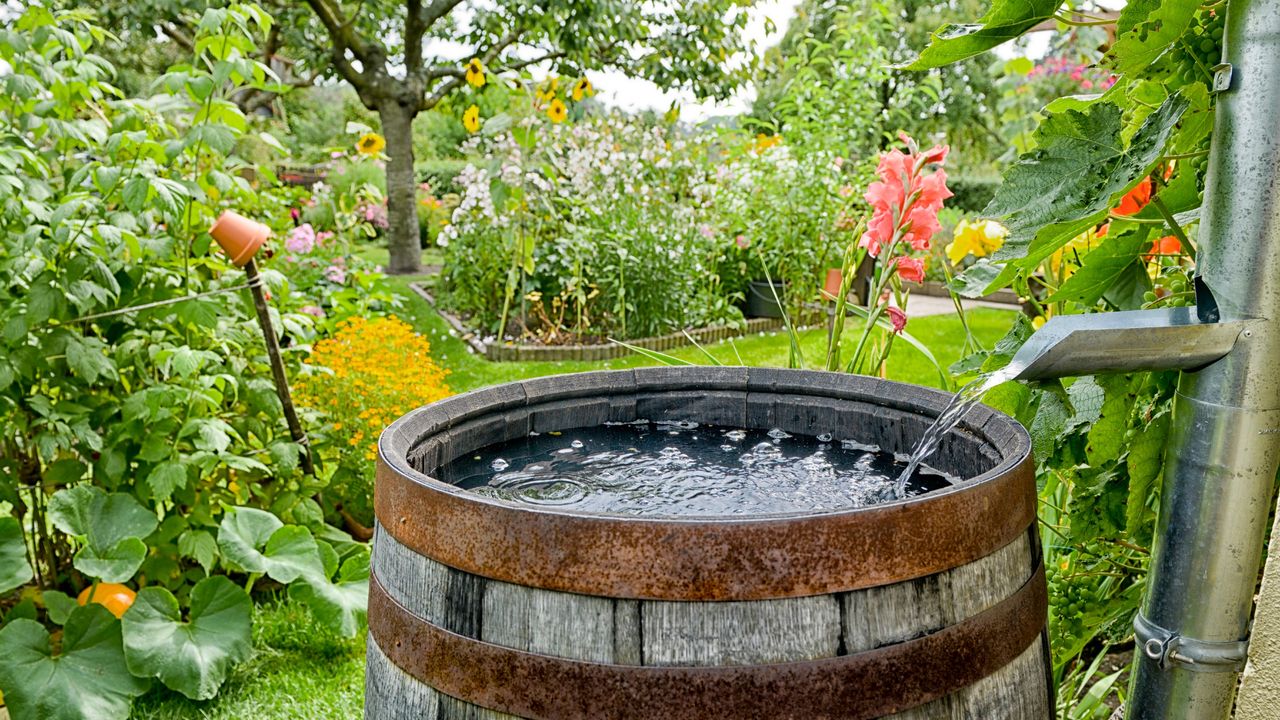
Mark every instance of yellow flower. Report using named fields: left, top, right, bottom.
left=356, top=132, right=385, bottom=155
left=945, top=219, right=1008, bottom=265
left=547, top=98, right=567, bottom=123
left=538, top=77, right=560, bottom=103
left=463, top=104, right=481, bottom=134
left=753, top=133, right=781, bottom=153
left=466, top=59, right=486, bottom=88
left=572, top=77, right=593, bottom=102
left=664, top=103, right=680, bottom=124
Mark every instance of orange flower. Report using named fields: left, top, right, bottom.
left=1144, top=235, right=1182, bottom=261
left=1114, top=177, right=1152, bottom=216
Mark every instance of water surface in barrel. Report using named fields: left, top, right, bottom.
left=438, top=421, right=954, bottom=517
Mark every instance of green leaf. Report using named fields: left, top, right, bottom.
left=147, top=461, right=189, bottom=502
left=1126, top=409, right=1170, bottom=537
left=1029, top=385, right=1073, bottom=463
left=947, top=260, right=1008, bottom=298
left=75, top=538, right=148, bottom=584
left=0, top=606, right=149, bottom=720
left=1048, top=229, right=1151, bottom=306
left=43, top=590, right=78, bottom=626
left=900, top=0, right=1061, bottom=70
left=49, top=486, right=158, bottom=583
left=1086, top=375, right=1138, bottom=467
left=122, top=175, right=150, bottom=213
left=122, top=577, right=252, bottom=700
left=289, top=553, right=369, bottom=638
left=987, top=95, right=1189, bottom=267
left=981, top=381, right=1032, bottom=422
left=178, top=529, right=218, bottom=575
left=0, top=516, right=33, bottom=594
left=217, top=507, right=322, bottom=583
left=1106, top=0, right=1199, bottom=76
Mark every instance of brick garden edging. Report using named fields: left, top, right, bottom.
left=409, top=283, right=799, bottom=363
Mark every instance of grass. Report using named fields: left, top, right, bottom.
left=351, top=243, right=444, bottom=269
left=131, top=278, right=1017, bottom=719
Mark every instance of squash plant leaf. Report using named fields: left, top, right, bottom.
left=289, top=547, right=369, bottom=638
left=0, top=516, right=33, bottom=594
left=986, top=94, right=1188, bottom=269
left=899, top=0, right=1062, bottom=70
left=0, top=605, right=149, bottom=720
left=48, top=486, right=158, bottom=583
left=122, top=576, right=252, bottom=701
left=217, top=506, right=323, bottom=583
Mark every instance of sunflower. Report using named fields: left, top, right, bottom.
left=537, top=77, right=560, bottom=103
left=463, top=104, right=481, bottom=134
left=572, top=76, right=593, bottom=101
left=356, top=132, right=385, bottom=155
left=465, top=58, right=486, bottom=88
left=546, top=98, right=567, bottom=123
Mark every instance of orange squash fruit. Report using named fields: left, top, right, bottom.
left=77, top=583, right=137, bottom=618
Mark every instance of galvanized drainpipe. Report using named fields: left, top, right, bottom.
left=1127, top=0, right=1280, bottom=716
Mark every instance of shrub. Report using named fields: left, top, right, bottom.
left=946, top=175, right=1002, bottom=214
left=295, top=317, right=451, bottom=524
left=415, top=158, right=469, bottom=190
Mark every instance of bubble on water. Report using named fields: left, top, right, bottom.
left=511, top=478, right=588, bottom=506
left=490, top=458, right=509, bottom=471
left=817, top=433, right=833, bottom=443
left=841, top=439, right=881, bottom=453
left=725, top=429, right=747, bottom=441
left=767, top=428, right=792, bottom=440
left=555, top=447, right=575, bottom=454
left=720, top=444, right=734, bottom=451
left=571, top=440, right=584, bottom=449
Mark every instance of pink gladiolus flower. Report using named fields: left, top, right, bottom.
left=859, top=135, right=952, bottom=254
left=325, top=265, right=346, bottom=284
left=886, top=306, right=908, bottom=334
left=285, top=223, right=316, bottom=254
left=300, top=305, right=325, bottom=318
left=893, top=256, right=926, bottom=284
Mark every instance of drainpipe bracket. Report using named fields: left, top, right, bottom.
left=1134, top=612, right=1249, bottom=673
left=1212, top=63, right=1235, bottom=94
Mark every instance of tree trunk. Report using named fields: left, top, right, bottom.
left=378, top=102, right=423, bottom=275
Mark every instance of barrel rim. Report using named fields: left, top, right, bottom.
left=375, top=366, right=1035, bottom=600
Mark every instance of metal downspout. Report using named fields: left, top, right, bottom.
left=1128, top=0, right=1280, bottom=716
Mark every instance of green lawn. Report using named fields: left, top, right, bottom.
left=133, top=278, right=1016, bottom=719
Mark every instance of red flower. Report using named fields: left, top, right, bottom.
left=1115, top=177, right=1153, bottom=216
left=893, top=256, right=926, bottom=284
left=1144, top=235, right=1182, bottom=261
left=886, top=306, right=908, bottom=334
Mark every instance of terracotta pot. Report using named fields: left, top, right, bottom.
left=209, top=211, right=271, bottom=266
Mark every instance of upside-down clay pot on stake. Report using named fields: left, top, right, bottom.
left=209, top=210, right=270, bottom=266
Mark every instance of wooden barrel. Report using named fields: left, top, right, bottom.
left=367, top=367, right=1051, bottom=719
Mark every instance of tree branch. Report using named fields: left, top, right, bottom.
left=405, top=0, right=425, bottom=74
left=160, top=21, right=195, bottom=52
left=302, top=0, right=375, bottom=89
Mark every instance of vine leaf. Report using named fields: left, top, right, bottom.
left=1048, top=227, right=1151, bottom=306
left=48, top=486, right=158, bottom=583
left=1105, top=0, right=1200, bottom=76
left=986, top=95, right=1189, bottom=270
left=1086, top=375, right=1139, bottom=467
left=0, top=605, right=149, bottom=720
left=1126, top=409, right=1171, bottom=539
left=0, top=516, right=33, bottom=595
left=122, top=576, right=252, bottom=701
left=899, top=0, right=1062, bottom=70
left=217, top=507, right=323, bottom=583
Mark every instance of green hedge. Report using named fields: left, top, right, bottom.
left=947, top=175, right=1002, bottom=214
left=416, top=159, right=469, bottom=192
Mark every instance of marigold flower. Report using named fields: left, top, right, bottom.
left=466, top=59, right=486, bottom=88
left=547, top=99, right=568, bottom=123
left=463, top=105, right=481, bottom=134
left=356, top=133, right=385, bottom=155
